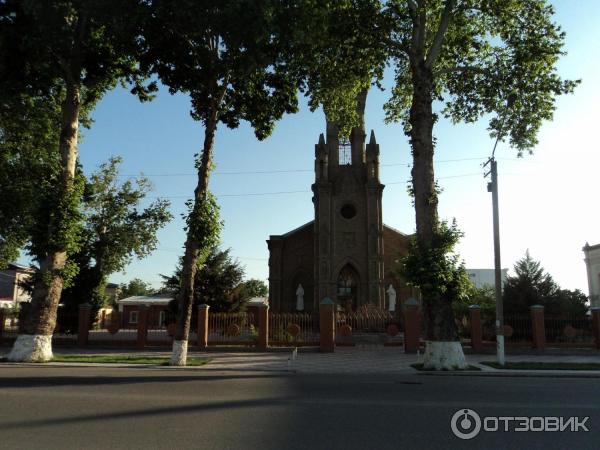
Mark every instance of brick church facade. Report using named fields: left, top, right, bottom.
left=267, top=93, right=419, bottom=312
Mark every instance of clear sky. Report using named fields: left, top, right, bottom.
left=34, top=1, right=598, bottom=294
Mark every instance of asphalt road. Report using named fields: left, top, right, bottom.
left=0, top=365, right=599, bottom=450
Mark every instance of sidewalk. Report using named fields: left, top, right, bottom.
left=3, top=346, right=600, bottom=377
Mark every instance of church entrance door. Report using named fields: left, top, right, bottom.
left=337, top=264, right=358, bottom=311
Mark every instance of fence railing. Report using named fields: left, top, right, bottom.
left=336, top=310, right=395, bottom=333
left=545, top=316, right=595, bottom=344
left=208, top=312, right=256, bottom=344
left=2, top=303, right=599, bottom=352
left=268, top=312, right=319, bottom=345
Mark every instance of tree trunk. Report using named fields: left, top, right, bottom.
left=409, top=63, right=466, bottom=369
left=170, top=108, right=218, bottom=366
left=8, top=82, right=81, bottom=362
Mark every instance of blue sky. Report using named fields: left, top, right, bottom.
left=29, top=1, right=598, bottom=293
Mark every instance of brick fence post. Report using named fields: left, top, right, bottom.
left=77, top=303, right=92, bottom=347
left=136, top=305, right=149, bottom=349
left=530, top=304, right=546, bottom=350
left=257, top=304, right=269, bottom=350
left=403, top=298, right=420, bottom=353
left=319, top=297, right=335, bottom=352
left=0, top=308, right=4, bottom=345
left=469, top=305, right=483, bottom=352
left=197, top=304, right=210, bottom=349
left=591, top=307, right=600, bottom=350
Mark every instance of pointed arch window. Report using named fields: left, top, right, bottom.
left=337, top=264, right=357, bottom=297
left=339, top=138, right=352, bottom=165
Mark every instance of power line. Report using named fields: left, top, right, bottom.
left=115, top=157, right=516, bottom=178
left=143, top=170, right=522, bottom=199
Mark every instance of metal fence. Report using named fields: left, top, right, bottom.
left=208, top=312, right=256, bottom=344
left=502, top=315, right=532, bottom=343
left=336, top=310, right=395, bottom=333
left=268, top=312, right=319, bottom=345
left=545, top=316, right=595, bottom=345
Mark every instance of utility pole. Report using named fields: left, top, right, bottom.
left=484, top=157, right=504, bottom=366
left=483, top=95, right=514, bottom=367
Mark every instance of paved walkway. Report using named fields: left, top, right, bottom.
left=6, top=346, right=599, bottom=376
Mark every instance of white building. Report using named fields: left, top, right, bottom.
left=0, top=264, right=34, bottom=309
left=466, top=268, right=508, bottom=290
left=583, top=243, right=600, bottom=308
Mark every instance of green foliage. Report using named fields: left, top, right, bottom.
left=60, top=157, right=171, bottom=312
left=383, top=0, right=578, bottom=153
left=161, top=247, right=258, bottom=312
left=503, top=251, right=588, bottom=317
left=276, top=0, right=387, bottom=136
left=0, top=90, right=65, bottom=268
left=119, top=278, right=155, bottom=299
left=401, top=220, right=471, bottom=302
left=1, top=0, right=156, bottom=301
left=142, top=0, right=299, bottom=141
left=453, top=285, right=496, bottom=319
left=185, top=191, right=222, bottom=260
left=237, top=279, right=268, bottom=298
left=0, top=1, right=156, bottom=108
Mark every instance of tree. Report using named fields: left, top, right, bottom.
left=238, top=279, right=268, bottom=298
left=0, top=91, right=62, bottom=268
left=1, top=0, right=155, bottom=361
left=381, top=0, right=578, bottom=369
left=161, top=248, right=253, bottom=313
left=119, top=278, right=155, bottom=299
left=503, top=251, right=588, bottom=317
left=60, top=157, right=171, bottom=317
left=503, top=250, right=556, bottom=315
left=142, top=0, right=304, bottom=365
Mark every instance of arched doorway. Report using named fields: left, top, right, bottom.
left=337, top=264, right=359, bottom=311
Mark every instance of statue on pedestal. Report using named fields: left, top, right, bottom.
left=296, top=284, right=304, bottom=311
left=386, top=284, right=397, bottom=312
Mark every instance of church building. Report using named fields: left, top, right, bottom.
left=267, top=94, right=419, bottom=312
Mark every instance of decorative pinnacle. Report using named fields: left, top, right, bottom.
left=369, top=130, right=377, bottom=145
left=318, top=133, right=325, bottom=146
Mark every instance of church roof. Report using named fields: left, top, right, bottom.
left=270, top=221, right=410, bottom=240
left=383, top=223, right=410, bottom=237
left=271, top=220, right=314, bottom=239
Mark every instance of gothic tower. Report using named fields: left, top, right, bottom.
left=312, top=90, right=385, bottom=309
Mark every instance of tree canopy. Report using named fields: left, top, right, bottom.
left=60, top=157, right=171, bottom=312
left=503, top=251, right=588, bottom=317
left=161, top=248, right=261, bottom=313
left=119, top=278, right=156, bottom=299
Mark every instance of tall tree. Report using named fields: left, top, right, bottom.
left=503, top=251, right=588, bottom=317
left=161, top=248, right=253, bottom=313
left=0, top=91, right=63, bottom=268
left=1, top=0, right=155, bottom=361
left=60, top=157, right=171, bottom=317
left=142, top=0, right=301, bottom=365
left=382, top=0, right=578, bottom=369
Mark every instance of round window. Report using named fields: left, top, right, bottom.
left=340, top=204, right=357, bottom=219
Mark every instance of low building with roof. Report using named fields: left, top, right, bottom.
left=117, top=295, right=173, bottom=328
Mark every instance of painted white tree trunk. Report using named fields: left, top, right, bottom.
left=170, top=339, right=188, bottom=366
left=8, top=335, right=53, bottom=362
left=421, top=341, right=468, bottom=370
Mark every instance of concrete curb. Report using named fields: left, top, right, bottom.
left=418, top=370, right=600, bottom=379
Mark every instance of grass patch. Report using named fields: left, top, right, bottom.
left=481, top=361, right=600, bottom=371
left=411, top=363, right=481, bottom=371
left=51, top=354, right=210, bottom=366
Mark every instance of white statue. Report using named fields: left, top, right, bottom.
left=387, top=284, right=397, bottom=312
left=296, top=284, right=305, bottom=311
